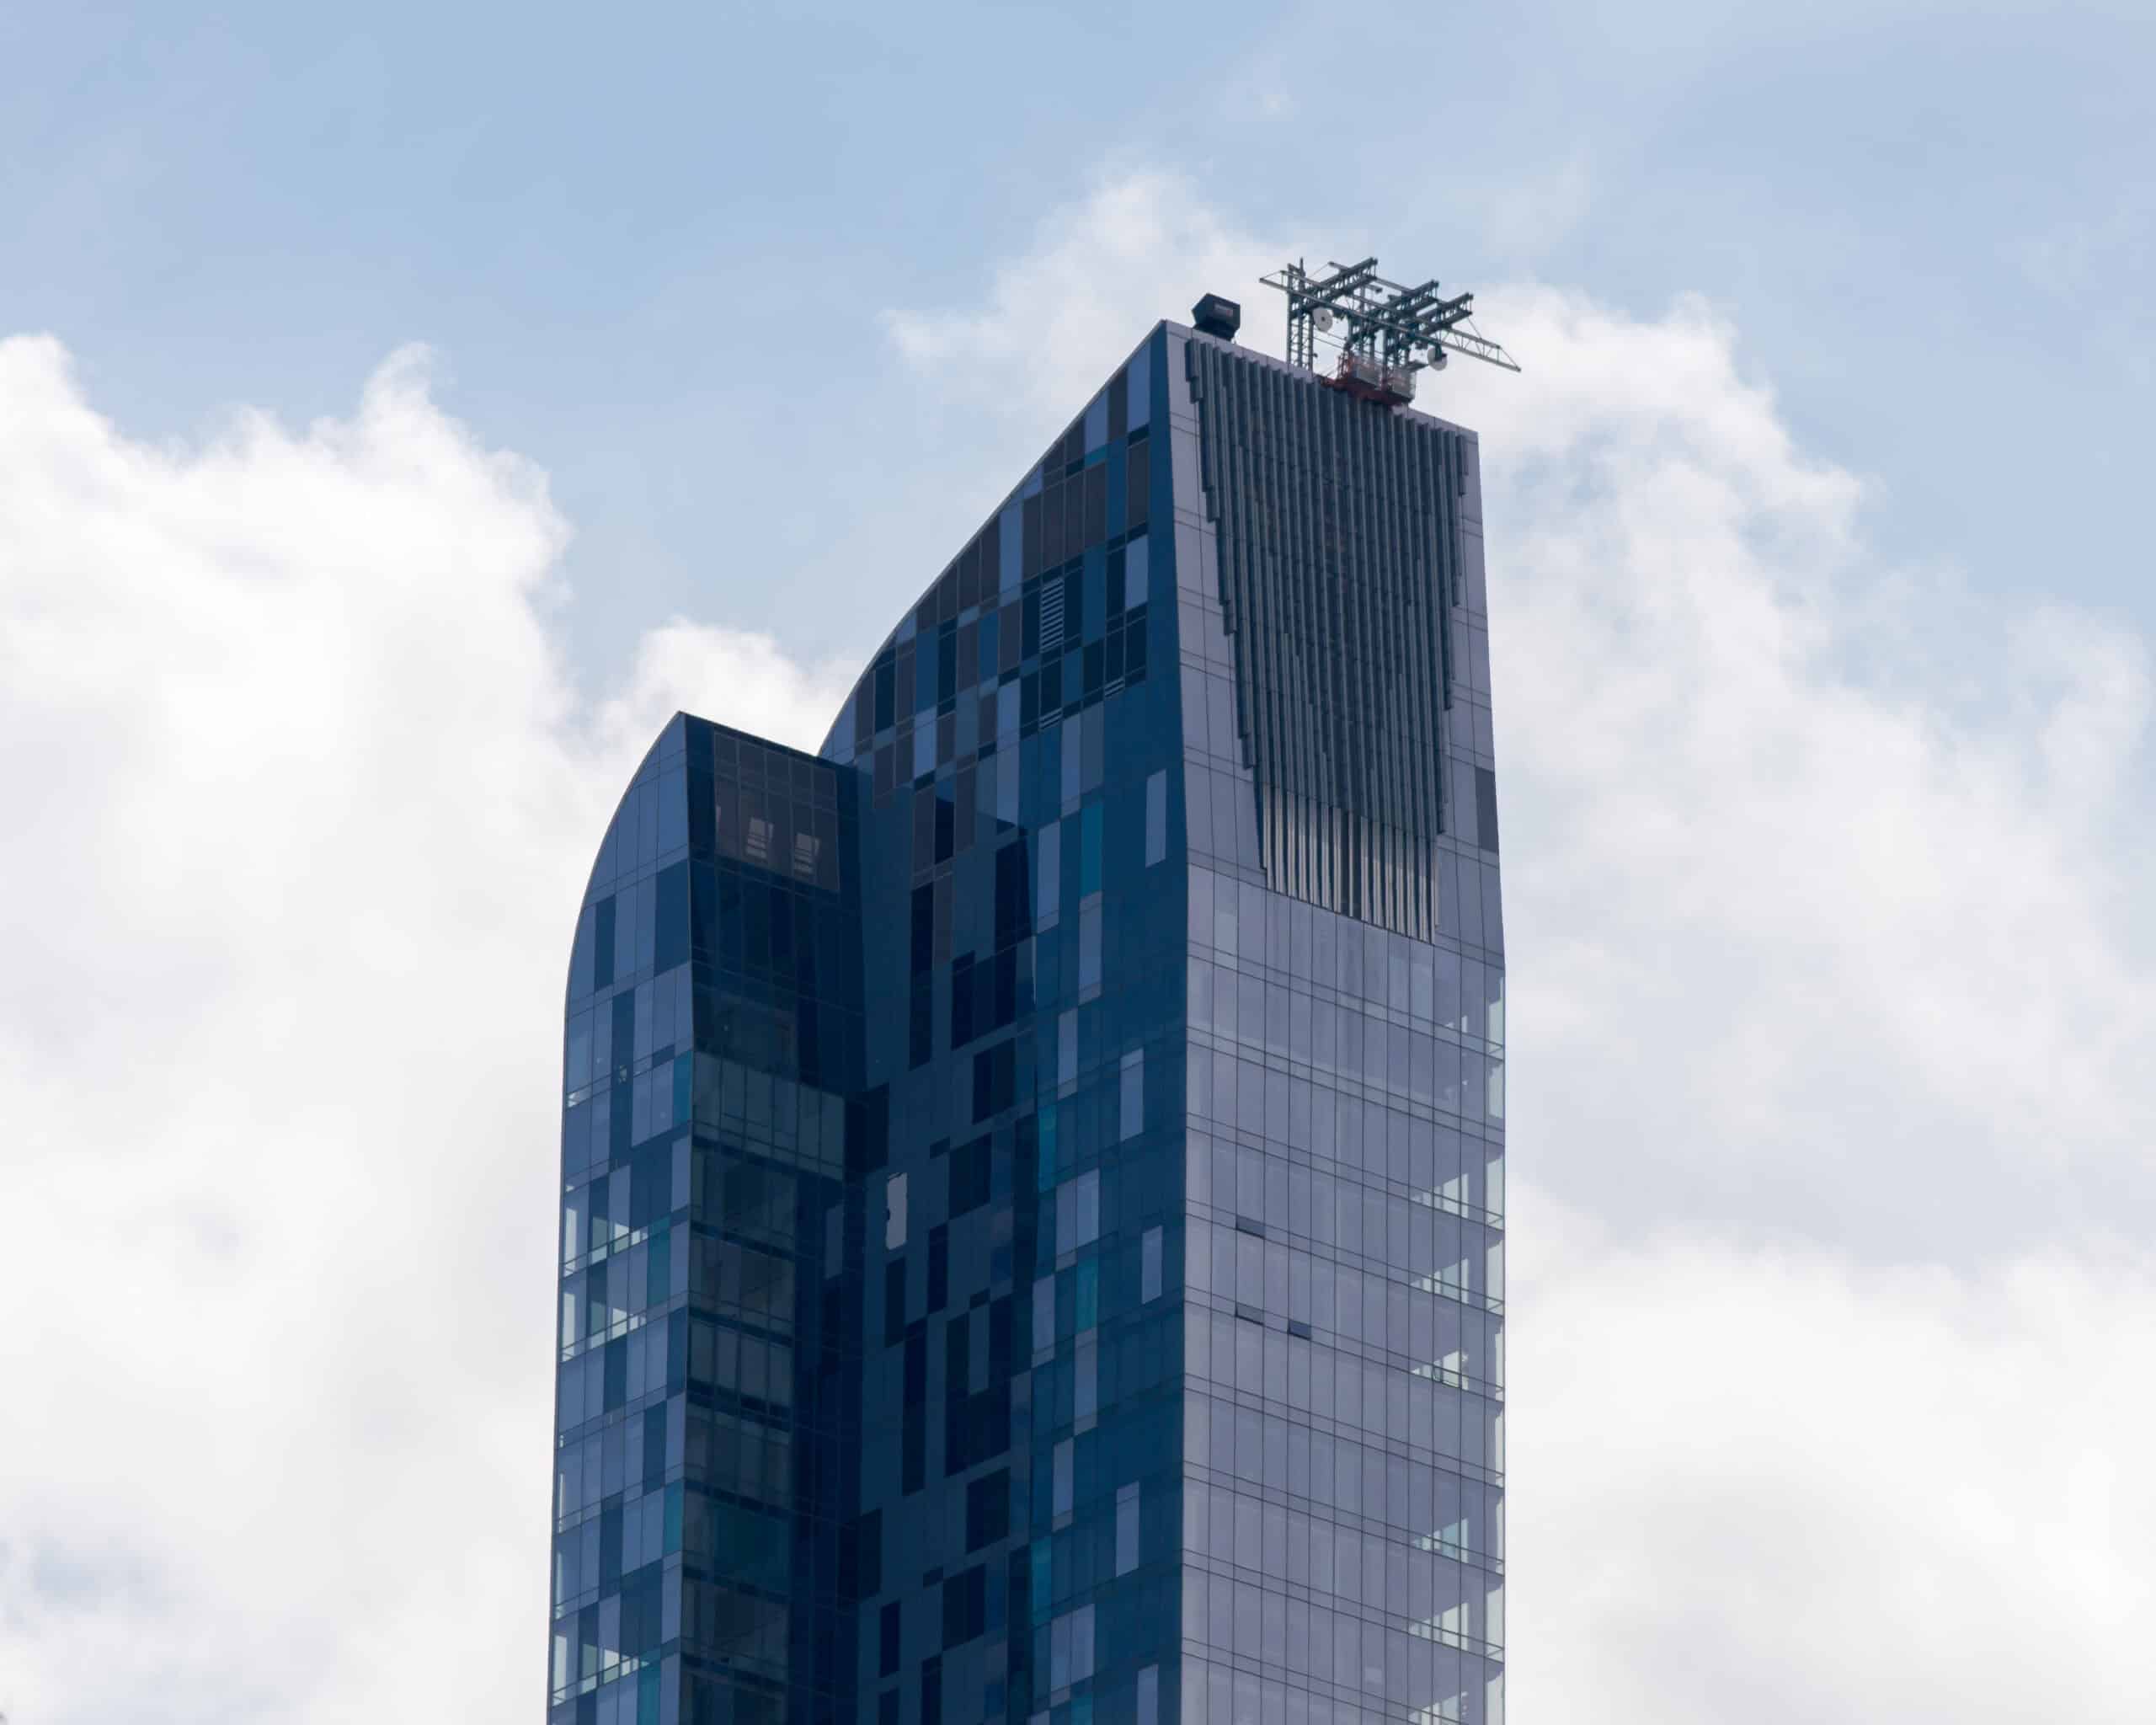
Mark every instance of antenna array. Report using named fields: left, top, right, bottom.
left=1260, top=258, right=1520, bottom=407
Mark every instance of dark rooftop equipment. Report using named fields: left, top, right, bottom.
left=1260, top=256, right=1520, bottom=408
left=1192, top=293, right=1242, bottom=341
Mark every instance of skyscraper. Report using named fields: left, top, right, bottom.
left=551, top=305, right=1507, bottom=1725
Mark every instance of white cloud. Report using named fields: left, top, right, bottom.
left=1432, top=286, right=2155, bottom=1258
left=0, top=334, right=846, bottom=1725
left=883, top=171, right=1291, bottom=427
left=595, top=617, right=856, bottom=764
left=1513, top=1197, right=2156, bottom=1723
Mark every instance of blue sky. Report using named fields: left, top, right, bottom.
left=6, top=0, right=2149, bottom=678
left=3, top=7, right=2153, bottom=1723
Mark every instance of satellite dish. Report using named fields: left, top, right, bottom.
left=1311, top=307, right=1335, bottom=333
left=1427, top=347, right=1449, bottom=371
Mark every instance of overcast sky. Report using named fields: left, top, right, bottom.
left=3, top=4, right=2153, bottom=1722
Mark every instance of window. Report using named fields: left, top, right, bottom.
left=1120, top=1049, right=1144, bottom=1140
left=1474, top=763, right=1500, bottom=855
left=885, top=1172, right=908, bottom=1250
left=1037, top=820, right=1061, bottom=931
left=1033, top=1275, right=1055, bottom=1355
left=1051, top=1604, right=1097, bottom=1688
left=1038, top=1106, right=1059, bottom=1189
left=563, top=1186, right=585, bottom=1266
left=966, top=1469, right=1011, bottom=1550
left=1057, top=1170, right=1100, bottom=1253
left=1116, top=1482, right=1139, bottom=1575
left=1000, top=501, right=1023, bottom=593
left=1145, top=770, right=1166, bottom=866
left=1142, top=1226, right=1163, bottom=1302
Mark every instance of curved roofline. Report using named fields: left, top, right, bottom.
left=816, top=321, right=1170, bottom=761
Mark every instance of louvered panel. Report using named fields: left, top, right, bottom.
left=1185, top=339, right=1465, bottom=938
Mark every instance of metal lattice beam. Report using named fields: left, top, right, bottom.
left=1261, top=256, right=1522, bottom=388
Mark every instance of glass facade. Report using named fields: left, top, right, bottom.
left=552, top=322, right=1505, bottom=1725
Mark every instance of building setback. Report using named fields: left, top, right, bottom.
left=550, top=313, right=1508, bottom=1725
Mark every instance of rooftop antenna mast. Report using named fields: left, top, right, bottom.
left=1261, top=256, right=1521, bottom=408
